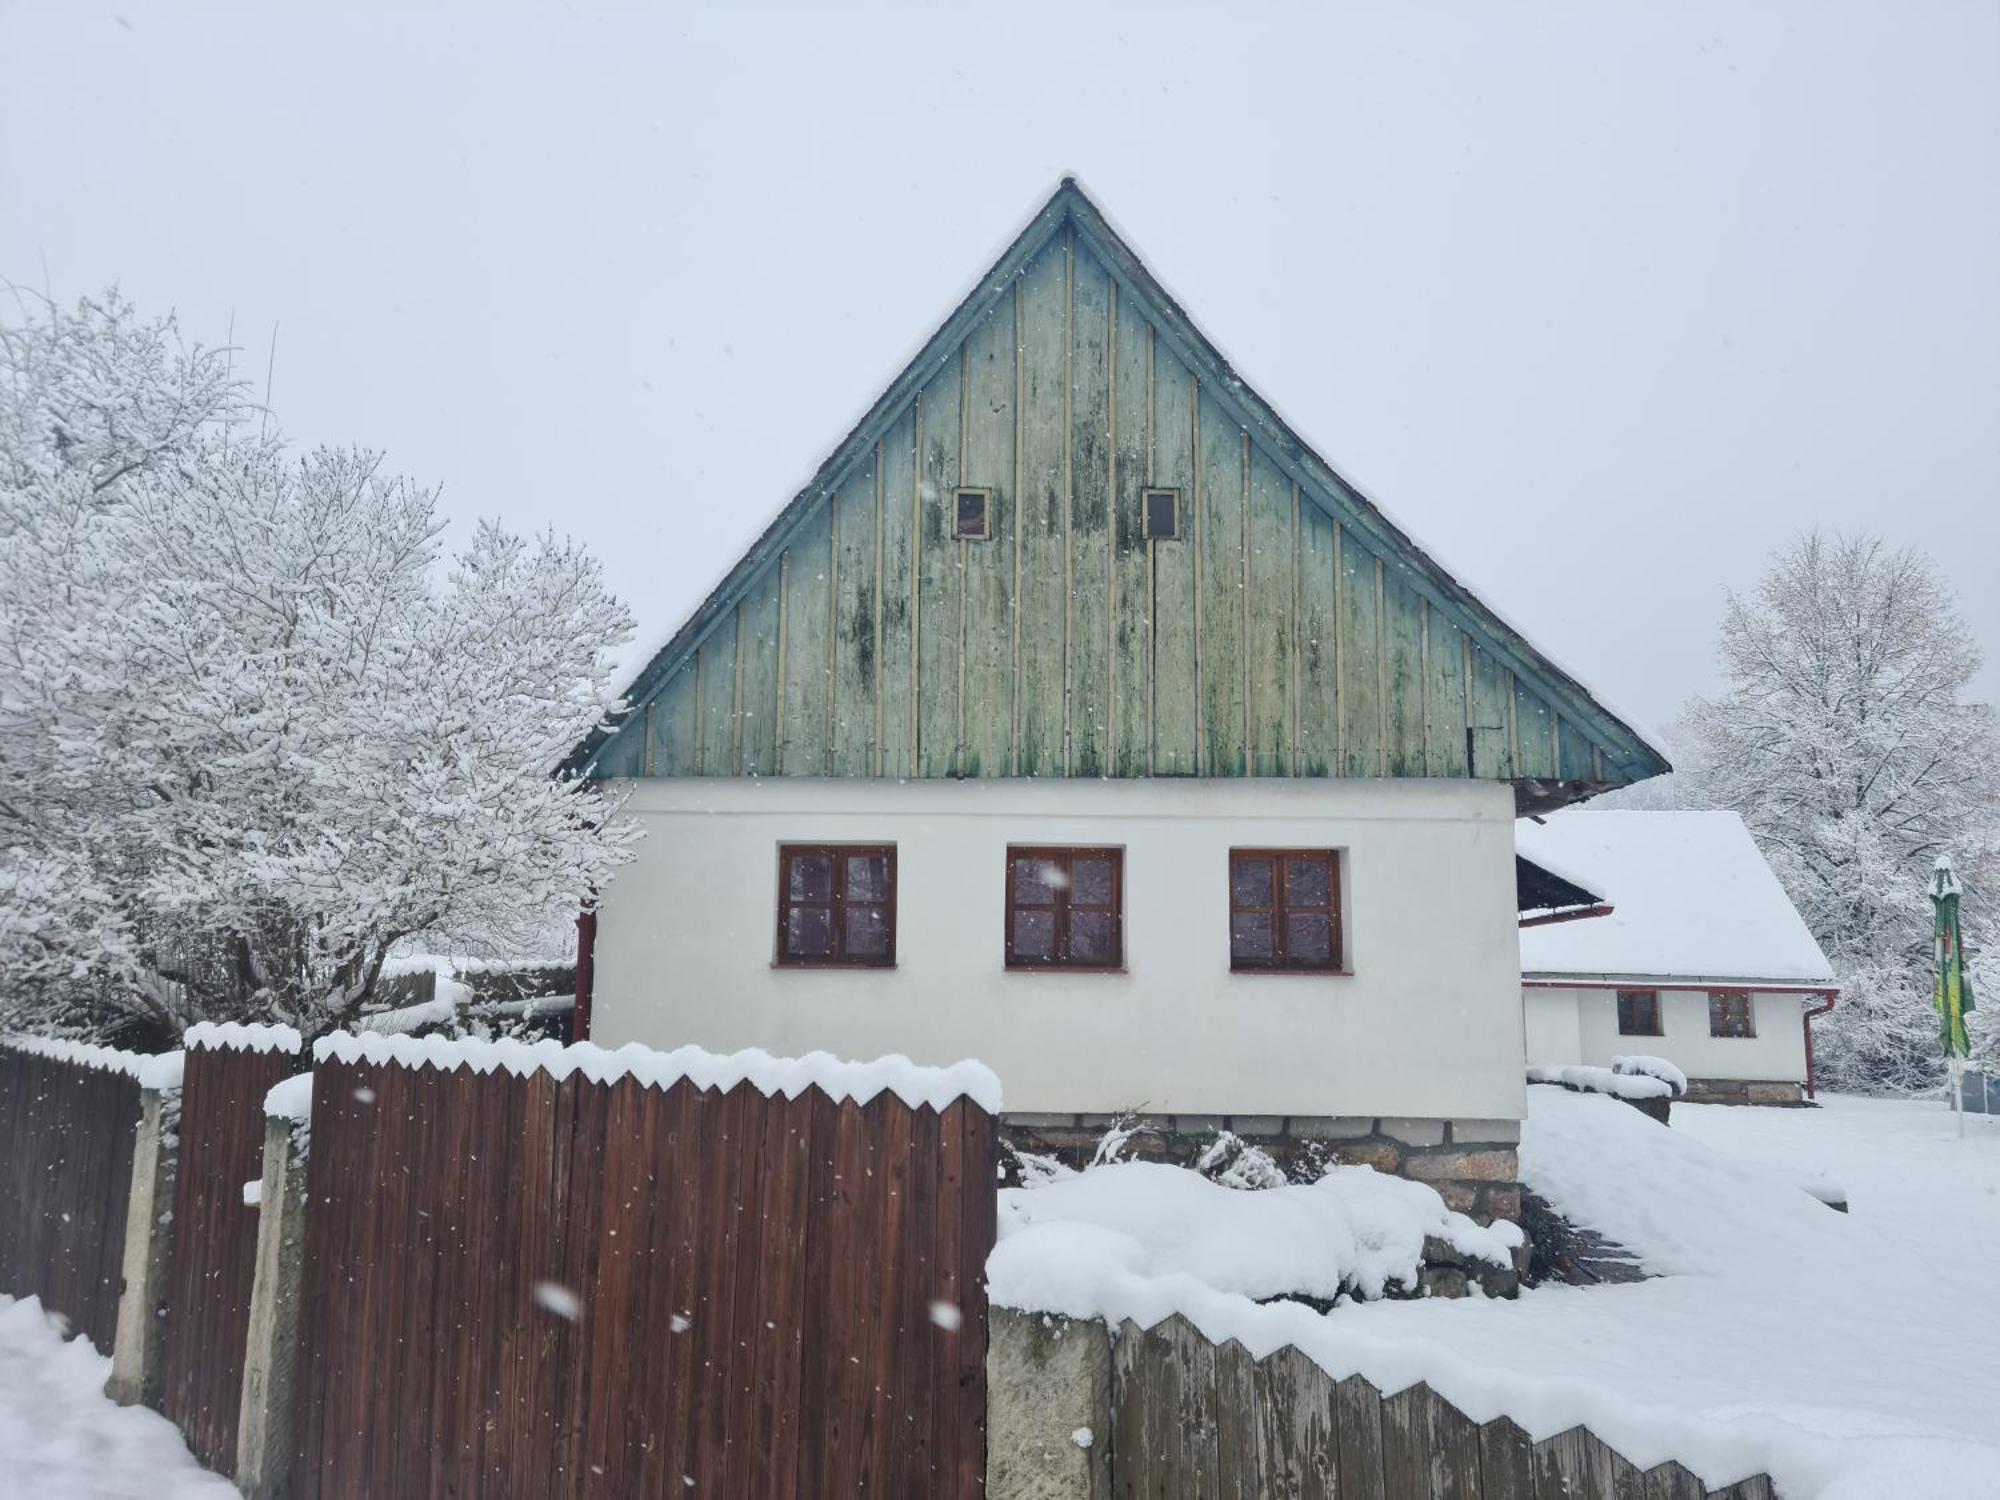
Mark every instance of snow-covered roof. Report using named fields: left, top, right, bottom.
left=1516, top=810, right=1834, bottom=986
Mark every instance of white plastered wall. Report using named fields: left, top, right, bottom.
left=1522, top=986, right=1809, bottom=1083
left=590, top=776, right=1525, bottom=1120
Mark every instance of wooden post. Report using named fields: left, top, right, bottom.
left=234, top=1112, right=310, bottom=1499
left=106, top=1083, right=179, bottom=1408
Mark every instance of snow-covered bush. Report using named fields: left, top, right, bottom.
left=0, top=291, right=636, bottom=1044
left=1612, top=1054, right=1688, bottom=1097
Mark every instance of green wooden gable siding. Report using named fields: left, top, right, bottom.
left=578, top=183, right=1668, bottom=807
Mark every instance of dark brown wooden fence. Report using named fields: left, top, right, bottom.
left=0, top=1045, right=141, bottom=1352
left=292, top=1054, right=997, bottom=1500
left=1109, top=1315, right=1776, bottom=1500
left=161, top=1037, right=303, bottom=1476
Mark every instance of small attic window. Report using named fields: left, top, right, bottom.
left=954, top=487, right=992, bottom=541
left=1142, top=487, right=1181, bottom=541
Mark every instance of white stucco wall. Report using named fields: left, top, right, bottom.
left=590, top=776, right=1525, bottom=1120
left=1522, top=986, right=1809, bottom=1082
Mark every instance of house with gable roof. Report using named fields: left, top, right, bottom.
left=564, top=180, right=1671, bottom=1223
left=1518, top=810, right=1838, bottom=1106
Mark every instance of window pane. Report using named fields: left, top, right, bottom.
left=1013, top=857, right=1060, bottom=906
left=1231, top=857, right=1273, bottom=909
left=1285, top=912, right=1333, bottom=964
left=846, top=854, right=891, bottom=903
left=1286, top=855, right=1331, bottom=910
left=1146, top=490, right=1177, bottom=539
left=1070, top=910, right=1116, bottom=965
left=787, top=854, right=833, bottom=901
left=1071, top=856, right=1114, bottom=908
left=1012, top=909, right=1055, bottom=960
left=785, top=905, right=833, bottom=957
left=844, top=905, right=891, bottom=958
left=1231, top=911, right=1274, bottom=962
left=956, top=488, right=987, bottom=538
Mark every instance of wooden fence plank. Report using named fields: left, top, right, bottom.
left=1336, top=1375, right=1389, bottom=1500
left=1478, top=1417, right=1536, bottom=1500
left=1380, top=1383, right=1434, bottom=1500
left=1641, top=1461, right=1707, bottom=1500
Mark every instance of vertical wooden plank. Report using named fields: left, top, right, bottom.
left=1479, top=1417, right=1536, bottom=1500
left=1339, top=534, right=1381, bottom=779
left=1429, top=1393, right=1482, bottom=1500
left=1108, top=291, right=1152, bottom=777
left=1640, top=1461, right=1707, bottom=1500
left=1213, top=1338, right=1263, bottom=1499
left=1532, top=1427, right=1614, bottom=1500
left=648, top=662, right=699, bottom=776
left=1379, top=1383, right=1434, bottom=1500
left=1254, top=1345, right=1338, bottom=1500
left=1608, top=1449, right=1648, bottom=1500
left=737, top=560, right=783, bottom=776
left=1426, top=610, right=1470, bottom=778
left=1109, top=1322, right=1148, bottom=1500
left=779, top=504, right=835, bottom=775
left=1468, top=643, right=1514, bottom=781
left=1015, top=238, right=1069, bottom=777
left=697, top=610, right=739, bottom=775
left=1196, top=390, right=1246, bottom=776
left=1704, top=1477, right=1775, bottom=1500
left=1070, top=244, right=1114, bottom=777
left=832, top=460, right=880, bottom=773
left=1514, top=681, right=1558, bottom=780
left=917, top=359, right=962, bottom=776
left=1297, top=501, right=1339, bottom=778
left=1247, top=447, right=1294, bottom=775
left=959, top=288, right=1017, bottom=777
left=1175, top=1316, right=1222, bottom=1497
left=1336, top=1375, right=1389, bottom=1500
left=1380, top=572, right=1426, bottom=776
left=1149, top=348, right=1201, bottom=776
left=878, top=408, right=918, bottom=780
left=1559, top=716, right=1598, bottom=781
left=955, top=1102, right=997, bottom=1500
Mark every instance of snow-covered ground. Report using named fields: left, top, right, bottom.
left=0, top=1298, right=235, bottom=1499
left=1340, top=1089, right=2000, bottom=1498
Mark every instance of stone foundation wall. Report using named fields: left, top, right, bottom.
left=1682, top=1079, right=1805, bottom=1107
left=1002, top=1111, right=1524, bottom=1229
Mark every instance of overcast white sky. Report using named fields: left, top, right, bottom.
left=5, top=1, right=1995, bottom=733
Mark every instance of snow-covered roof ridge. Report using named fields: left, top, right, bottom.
left=310, top=1032, right=1003, bottom=1114
left=1517, top=810, right=1834, bottom=984
left=184, top=1021, right=304, bottom=1056
left=2, top=1033, right=186, bottom=1091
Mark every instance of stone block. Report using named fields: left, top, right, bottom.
left=1225, top=1116, right=1285, bottom=1138
left=1403, top=1148, right=1518, bottom=1184
left=1747, top=1082, right=1805, bottom=1107
left=1007, top=1112, right=1082, bottom=1131
left=1331, top=1140, right=1403, bottom=1174
left=987, top=1309, right=1112, bottom=1499
left=1434, top=1181, right=1478, bottom=1213
left=1169, top=1114, right=1225, bottom=1135
left=1285, top=1116, right=1377, bottom=1140
left=1378, top=1117, right=1447, bottom=1147
left=1448, top=1118, right=1522, bottom=1145
left=1477, top=1184, right=1523, bottom=1223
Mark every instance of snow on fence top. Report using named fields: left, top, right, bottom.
left=282, top=1033, right=1003, bottom=1119
left=184, top=1020, right=304, bottom=1056
left=1, top=1033, right=186, bottom=1091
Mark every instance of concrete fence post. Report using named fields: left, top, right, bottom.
left=986, top=1308, right=1113, bottom=1500
left=106, top=1083, right=180, bottom=1408
left=234, top=1113, right=310, bottom=1500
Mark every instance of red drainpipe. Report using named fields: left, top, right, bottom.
left=1802, top=989, right=1838, bottom=1099
left=573, top=907, right=598, bottom=1044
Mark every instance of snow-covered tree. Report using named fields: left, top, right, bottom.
left=1678, top=532, right=2000, bottom=1092
left=1, top=289, right=635, bottom=1045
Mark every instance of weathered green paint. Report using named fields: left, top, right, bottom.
left=580, top=182, right=1668, bottom=802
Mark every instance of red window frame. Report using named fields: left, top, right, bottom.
left=774, top=843, right=897, bottom=968
left=1004, top=846, right=1124, bottom=971
left=1228, top=849, right=1344, bottom=973
left=1617, top=989, right=1662, bottom=1037
left=1708, top=990, right=1755, bottom=1038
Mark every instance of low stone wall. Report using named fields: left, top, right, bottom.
left=1683, top=1079, right=1804, bottom=1107
left=1003, top=1112, right=1524, bottom=1232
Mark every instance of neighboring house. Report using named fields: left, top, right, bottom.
left=1517, top=810, right=1838, bottom=1105
left=565, top=179, right=1670, bottom=1221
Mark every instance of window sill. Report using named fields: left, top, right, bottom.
left=1229, top=968, right=1355, bottom=978
left=771, top=961, right=897, bottom=971
left=1619, top=1031, right=1665, bottom=1039
left=1003, top=964, right=1129, bottom=975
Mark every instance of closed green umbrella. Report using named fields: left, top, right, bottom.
left=1931, top=855, right=1976, bottom=1136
